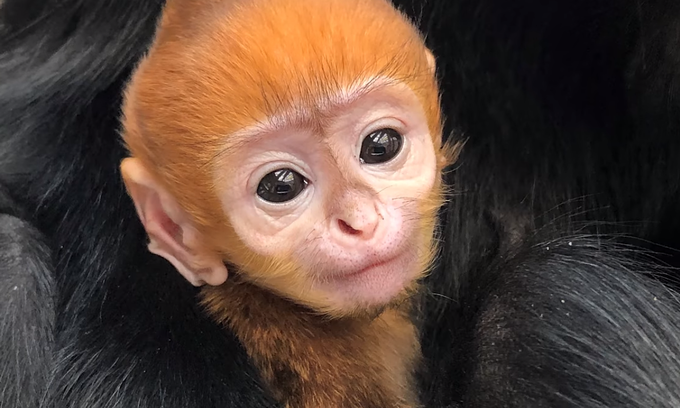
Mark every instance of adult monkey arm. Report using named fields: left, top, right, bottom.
left=422, top=236, right=680, bottom=408
left=0, top=186, right=54, bottom=408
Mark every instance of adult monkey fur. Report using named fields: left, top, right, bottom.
left=120, top=0, right=456, bottom=405
left=1, top=0, right=680, bottom=408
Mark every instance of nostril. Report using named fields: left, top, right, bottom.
left=338, top=219, right=361, bottom=235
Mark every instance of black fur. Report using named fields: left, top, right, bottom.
left=1, top=0, right=680, bottom=406
left=396, top=0, right=680, bottom=291
left=0, top=186, right=54, bottom=408
left=406, top=0, right=680, bottom=405
left=421, top=237, right=680, bottom=407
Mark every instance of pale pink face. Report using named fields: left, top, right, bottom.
left=217, top=81, right=439, bottom=312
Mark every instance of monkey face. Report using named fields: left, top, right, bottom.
left=217, top=83, right=441, bottom=316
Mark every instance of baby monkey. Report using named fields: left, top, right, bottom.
left=120, top=0, right=455, bottom=406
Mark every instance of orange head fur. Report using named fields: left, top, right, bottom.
left=121, top=0, right=455, bottom=315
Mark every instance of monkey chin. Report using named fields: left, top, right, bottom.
left=317, top=252, right=425, bottom=319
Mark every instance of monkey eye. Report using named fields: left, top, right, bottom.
left=257, top=168, right=308, bottom=203
left=359, top=128, right=403, bottom=164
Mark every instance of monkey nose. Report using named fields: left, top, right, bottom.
left=338, top=219, right=362, bottom=235
left=335, top=206, right=380, bottom=240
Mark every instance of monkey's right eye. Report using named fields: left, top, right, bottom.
left=360, top=128, right=403, bottom=164
left=257, top=168, right=308, bottom=203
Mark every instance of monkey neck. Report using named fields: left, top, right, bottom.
left=201, top=278, right=422, bottom=408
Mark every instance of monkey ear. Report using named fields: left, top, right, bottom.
left=425, top=49, right=436, bottom=74
left=120, top=158, right=228, bottom=287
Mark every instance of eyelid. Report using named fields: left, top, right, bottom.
left=359, top=118, right=407, bottom=139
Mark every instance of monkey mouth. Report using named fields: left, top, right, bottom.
left=328, top=252, right=415, bottom=283
left=320, top=252, right=419, bottom=308
left=323, top=252, right=399, bottom=279
left=326, top=239, right=418, bottom=282
left=344, top=258, right=398, bottom=278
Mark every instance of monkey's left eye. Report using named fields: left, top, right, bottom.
left=257, top=168, right=308, bottom=203
left=360, top=128, right=403, bottom=164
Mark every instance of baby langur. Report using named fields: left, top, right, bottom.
left=120, top=0, right=456, bottom=406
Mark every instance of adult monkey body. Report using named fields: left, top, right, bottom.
left=120, top=0, right=455, bottom=405
left=2, top=1, right=680, bottom=408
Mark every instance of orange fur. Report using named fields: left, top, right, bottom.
left=202, top=279, right=421, bottom=408
left=121, top=0, right=459, bottom=406
left=122, top=0, right=442, bottom=246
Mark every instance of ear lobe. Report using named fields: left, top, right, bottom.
left=425, top=49, right=436, bottom=74
left=120, top=158, right=229, bottom=287
left=147, top=239, right=228, bottom=287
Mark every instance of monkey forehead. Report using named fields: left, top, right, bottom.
left=135, top=0, right=435, bottom=133
left=217, top=77, right=412, bottom=145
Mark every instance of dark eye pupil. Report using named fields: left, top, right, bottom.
left=360, top=128, right=403, bottom=164
left=257, top=169, right=307, bottom=203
